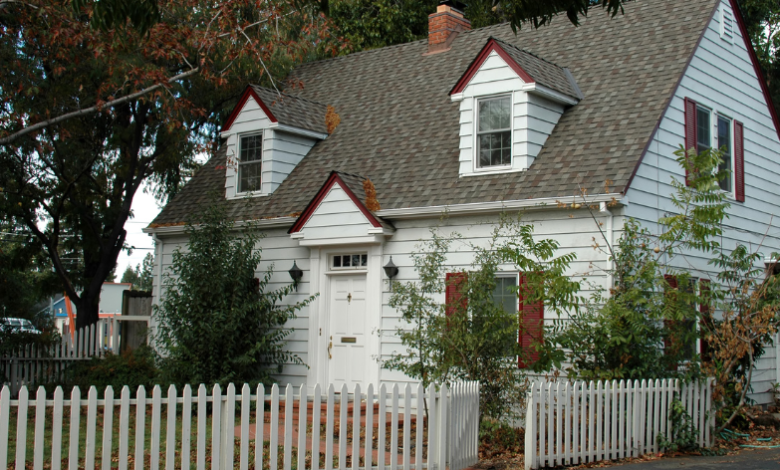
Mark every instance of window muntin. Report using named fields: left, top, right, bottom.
left=477, top=96, right=512, bottom=168
left=717, top=115, right=732, bottom=192
left=332, top=254, right=368, bottom=269
left=238, top=134, right=263, bottom=193
left=696, top=106, right=711, bottom=155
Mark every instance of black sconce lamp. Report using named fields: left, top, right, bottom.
left=289, top=261, right=303, bottom=290
left=383, top=257, right=399, bottom=279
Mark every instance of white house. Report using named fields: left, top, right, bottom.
left=145, top=0, right=780, bottom=404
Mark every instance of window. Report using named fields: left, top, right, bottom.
left=238, top=134, right=263, bottom=193
left=477, top=96, right=511, bottom=168
left=717, top=115, right=732, bottom=192
left=332, top=254, right=367, bottom=269
left=492, top=276, right=518, bottom=314
left=696, top=105, right=711, bottom=155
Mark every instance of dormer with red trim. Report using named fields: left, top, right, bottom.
left=289, top=171, right=394, bottom=246
left=450, top=38, right=582, bottom=177
left=220, top=85, right=329, bottom=199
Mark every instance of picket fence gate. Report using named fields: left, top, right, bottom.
left=1, top=317, right=149, bottom=396
left=0, top=381, right=479, bottom=470
left=524, top=378, right=715, bottom=469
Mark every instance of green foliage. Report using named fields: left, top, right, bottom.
left=656, top=397, right=700, bottom=452
left=54, top=345, right=160, bottom=395
left=121, top=252, right=154, bottom=291
left=386, top=215, right=580, bottom=422
left=155, top=201, right=315, bottom=388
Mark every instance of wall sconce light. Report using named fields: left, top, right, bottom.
left=383, top=257, right=399, bottom=279
left=289, top=261, right=303, bottom=290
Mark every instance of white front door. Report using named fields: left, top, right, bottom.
left=328, top=274, right=367, bottom=389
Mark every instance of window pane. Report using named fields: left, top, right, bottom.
left=238, top=161, right=262, bottom=192
left=478, top=100, right=490, bottom=132
left=718, top=116, right=732, bottom=192
left=240, top=135, right=262, bottom=162
left=333, top=256, right=341, bottom=267
left=479, top=97, right=511, bottom=132
left=343, top=255, right=351, bottom=267
left=352, top=255, right=361, bottom=267
left=697, top=107, right=710, bottom=150
left=361, top=254, right=367, bottom=266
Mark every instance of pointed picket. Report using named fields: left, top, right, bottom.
left=353, top=383, right=362, bottom=470
left=102, top=386, right=114, bottom=470
left=33, top=386, right=46, bottom=470
left=254, top=384, right=265, bottom=470
left=51, top=387, right=64, bottom=470
left=240, top=384, right=250, bottom=470
left=403, top=383, right=411, bottom=470
left=211, top=384, right=222, bottom=470
left=365, top=384, right=375, bottom=470
left=377, top=384, right=387, bottom=470
left=284, top=384, right=294, bottom=470
left=197, top=385, right=207, bottom=470
left=118, top=387, right=130, bottom=470
left=339, top=384, right=348, bottom=470
left=224, top=384, right=236, bottom=470
left=84, top=387, right=98, bottom=470
left=165, top=385, right=177, bottom=470
left=182, top=385, right=192, bottom=470
left=415, top=383, right=424, bottom=470
left=270, top=384, right=280, bottom=470
left=312, top=384, right=322, bottom=470
left=150, top=385, right=162, bottom=470
left=297, top=384, right=308, bottom=470
left=68, top=387, right=81, bottom=470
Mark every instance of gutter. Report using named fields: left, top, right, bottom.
left=143, top=216, right=298, bottom=236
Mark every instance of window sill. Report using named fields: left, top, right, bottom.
left=460, top=167, right=527, bottom=178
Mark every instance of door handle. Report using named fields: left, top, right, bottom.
left=328, top=336, right=332, bottom=360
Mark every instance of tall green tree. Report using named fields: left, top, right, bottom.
left=121, top=252, right=154, bottom=291
left=0, top=0, right=337, bottom=328
left=155, top=201, right=314, bottom=387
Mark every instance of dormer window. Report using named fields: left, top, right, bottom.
left=238, top=134, right=263, bottom=193
left=477, top=96, right=512, bottom=168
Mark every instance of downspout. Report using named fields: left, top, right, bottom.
left=599, top=202, right=614, bottom=292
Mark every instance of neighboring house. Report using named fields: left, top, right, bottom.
left=145, top=0, right=780, bottom=403
left=52, top=283, right=131, bottom=336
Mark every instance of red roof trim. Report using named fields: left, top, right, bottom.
left=729, top=0, right=780, bottom=142
left=449, top=38, right=535, bottom=95
left=288, top=172, right=383, bottom=234
left=626, top=0, right=780, bottom=194
left=624, top=0, right=720, bottom=194
left=221, top=86, right=278, bottom=133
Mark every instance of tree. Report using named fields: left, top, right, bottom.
left=0, top=0, right=338, bottom=328
left=738, top=0, right=780, bottom=117
left=386, top=216, right=580, bottom=422
left=155, top=201, right=314, bottom=387
left=121, top=252, right=154, bottom=291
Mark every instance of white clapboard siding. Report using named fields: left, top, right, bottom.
left=524, top=378, right=716, bottom=469
left=1, top=318, right=150, bottom=397
left=1, top=381, right=479, bottom=470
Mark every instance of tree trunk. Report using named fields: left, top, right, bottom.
left=74, top=292, right=101, bottom=329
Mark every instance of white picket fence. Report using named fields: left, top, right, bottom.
left=0, top=381, right=479, bottom=470
left=524, top=378, right=715, bottom=469
left=1, top=317, right=149, bottom=396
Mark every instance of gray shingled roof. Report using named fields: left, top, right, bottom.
left=250, top=85, right=328, bottom=135
left=151, top=0, right=718, bottom=227
left=489, top=37, right=581, bottom=100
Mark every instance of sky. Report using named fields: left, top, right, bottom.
left=115, top=182, right=163, bottom=279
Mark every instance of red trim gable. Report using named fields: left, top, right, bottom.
left=449, top=38, right=535, bottom=95
left=729, top=0, right=780, bottom=143
left=221, top=86, right=278, bottom=133
left=288, top=172, right=384, bottom=234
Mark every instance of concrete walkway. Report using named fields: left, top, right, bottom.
left=610, top=447, right=780, bottom=468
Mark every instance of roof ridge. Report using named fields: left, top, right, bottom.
left=334, top=170, right=369, bottom=181
left=489, top=36, right=567, bottom=69
left=250, top=84, right=328, bottom=107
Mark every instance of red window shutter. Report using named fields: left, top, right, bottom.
left=518, top=273, right=543, bottom=369
left=445, top=272, right=467, bottom=317
left=699, top=279, right=713, bottom=363
left=734, top=120, right=745, bottom=202
left=684, top=98, right=698, bottom=186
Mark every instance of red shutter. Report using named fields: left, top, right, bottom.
left=518, top=273, right=543, bottom=369
left=699, top=279, right=712, bottom=363
left=445, top=272, right=467, bottom=317
left=734, top=120, right=745, bottom=202
left=684, top=97, right=698, bottom=187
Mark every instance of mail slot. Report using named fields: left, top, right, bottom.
left=341, top=337, right=357, bottom=343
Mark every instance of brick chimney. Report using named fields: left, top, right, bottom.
left=428, top=1, right=470, bottom=54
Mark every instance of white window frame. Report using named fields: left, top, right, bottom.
left=474, top=94, right=513, bottom=172
left=330, top=253, right=369, bottom=271
left=236, top=132, right=264, bottom=194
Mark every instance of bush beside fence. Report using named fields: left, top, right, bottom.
left=524, top=378, right=715, bottom=469
left=0, top=381, right=479, bottom=470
